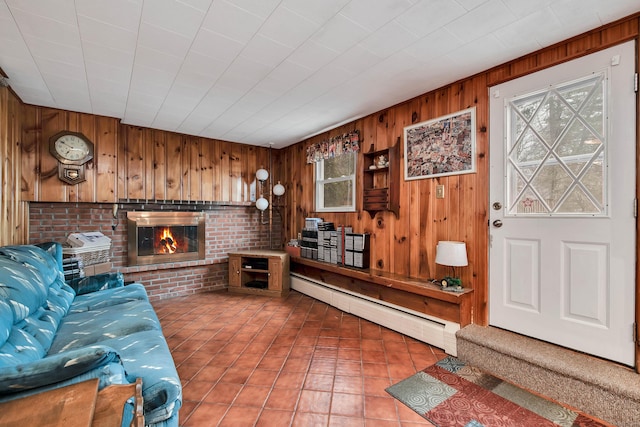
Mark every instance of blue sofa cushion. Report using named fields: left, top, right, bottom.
left=0, top=345, right=122, bottom=394
left=95, top=331, right=182, bottom=426
left=0, top=245, right=62, bottom=289
left=0, top=300, right=13, bottom=347
left=0, top=258, right=49, bottom=322
left=48, top=300, right=161, bottom=354
left=69, top=283, right=149, bottom=314
left=0, top=327, right=46, bottom=366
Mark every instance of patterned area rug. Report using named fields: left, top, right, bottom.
left=386, top=356, right=609, bottom=427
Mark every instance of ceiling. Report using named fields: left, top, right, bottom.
left=1, top=1, right=638, bottom=149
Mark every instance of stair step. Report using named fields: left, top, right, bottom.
left=456, top=324, right=640, bottom=427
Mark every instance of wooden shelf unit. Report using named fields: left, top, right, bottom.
left=228, top=250, right=290, bottom=297
left=362, top=142, right=399, bottom=218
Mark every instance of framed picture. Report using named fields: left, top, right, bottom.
left=404, top=107, right=476, bottom=180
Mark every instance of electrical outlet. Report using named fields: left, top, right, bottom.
left=436, top=185, right=445, bottom=199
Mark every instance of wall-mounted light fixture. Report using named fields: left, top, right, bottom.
left=255, top=143, right=287, bottom=248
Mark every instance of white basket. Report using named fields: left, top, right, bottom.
left=63, top=244, right=111, bottom=266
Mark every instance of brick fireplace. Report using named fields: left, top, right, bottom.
left=29, top=202, right=280, bottom=301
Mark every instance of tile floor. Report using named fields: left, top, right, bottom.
left=152, top=290, right=447, bottom=426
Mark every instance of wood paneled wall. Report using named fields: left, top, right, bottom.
left=280, top=14, right=640, bottom=326
left=19, top=106, right=276, bottom=205
left=0, top=87, right=28, bottom=245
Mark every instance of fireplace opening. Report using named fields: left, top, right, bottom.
left=127, top=212, right=205, bottom=266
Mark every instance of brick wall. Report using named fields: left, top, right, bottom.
left=29, top=203, right=281, bottom=301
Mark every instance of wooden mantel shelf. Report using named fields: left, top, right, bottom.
left=290, top=257, right=473, bottom=326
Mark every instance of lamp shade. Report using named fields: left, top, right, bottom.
left=256, top=168, right=269, bottom=182
left=256, top=197, right=269, bottom=211
left=273, top=182, right=285, bottom=196
left=435, top=241, right=468, bottom=267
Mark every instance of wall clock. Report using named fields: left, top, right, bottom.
left=49, top=131, right=94, bottom=185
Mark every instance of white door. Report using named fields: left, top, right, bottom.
left=489, top=41, right=636, bottom=366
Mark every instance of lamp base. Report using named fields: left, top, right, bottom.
left=440, top=276, right=462, bottom=289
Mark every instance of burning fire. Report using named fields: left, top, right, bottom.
left=158, top=227, right=178, bottom=254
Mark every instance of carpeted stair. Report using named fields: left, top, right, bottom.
left=456, top=325, right=640, bottom=427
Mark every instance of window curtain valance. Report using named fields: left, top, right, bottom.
left=306, top=130, right=360, bottom=164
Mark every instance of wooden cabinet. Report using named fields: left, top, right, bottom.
left=362, top=143, right=399, bottom=218
left=228, top=250, right=290, bottom=297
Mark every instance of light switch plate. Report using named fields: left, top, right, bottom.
left=436, top=185, right=445, bottom=199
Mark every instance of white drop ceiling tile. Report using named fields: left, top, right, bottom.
left=77, top=15, right=138, bottom=53
left=201, top=1, right=264, bottom=45
left=241, top=35, right=294, bottom=68
left=36, top=58, right=86, bottom=83
left=444, top=0, right=516, bottom=44
left=402, top=27, right=463, bottom=62
left=7, top=83, right=54, bottom=105
left=129, top=67, right=174, bottom=95
left=548, top=1, right=604, bottom=34
left=90, top=103, right=125, bottom=119
left=395, top=0, right=466, bottom=38
left=287, top=39, right=339, bottom=70
left=141, top=0, right=205, bottom=39
left=217, top=56, right=272, bottom=90
left=280, top=0, right=350, bottom=24
left=191, top=29, right=245, bottom=64
left=81, top=42, right=135, bottom=71
left=233, top=90, right=279, bottom=114
left=133, top=46, right=182, bottom=77
left=76, top=0, right=143, bottom=32
left=501, top=0, right=555, bottom=19
left=259, top=6, right=321, bottom=49
left=55, top=98, right=92, bottom=114
left=310, top=14, right=370, bottom=55
left=456, top=0, right=491, bottom=11
left=10, top=8, right=80, bottom=48
left=177, top=0, right=213, bottom=13
left=265, top=60, right=314, bottom=87
left=152, top=106, right=193, bottom=129
left=492, top=11, right=555, bottom=54
left=87, top=75, right=128, bottom=97
left=85, top=61, right=132, bottom=88
left=594, top=0, right=640, bottom=23
left=358, top=20, right=419, bottom=59
left=138, top=22, right=193, bottom=59
left=6, top=0, right=77, bottom=26
left=444, top=34, right=509, bottom=74
left=330, top=44, right=383, bottom=76
left=181, top=51, right=228, bottom=83
left=163, top=90, right=203, bottom=111
left=226, top=0, right=280, bottom=19
left=339, top=0, right=415, bottom=32
left=305, top=65, right=354, bottom=93
left=24, top=37, right=83, bottom=65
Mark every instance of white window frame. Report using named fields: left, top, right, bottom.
left=315, top=152, right=357, bottom=213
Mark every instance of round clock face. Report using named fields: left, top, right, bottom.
left=54, top=134, right=91, bottom=161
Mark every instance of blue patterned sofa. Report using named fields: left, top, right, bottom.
left=0, top=243, right=181, bottom=426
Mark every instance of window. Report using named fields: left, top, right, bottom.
left=506, top=72, right=606, bottom=215
left=315, top=152, right=357, bottom=212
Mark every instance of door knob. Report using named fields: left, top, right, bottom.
left=492, top=220, right=503, bottom=228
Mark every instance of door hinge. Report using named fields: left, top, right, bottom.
left=634, top=322, right=639, bottom=343
left=635, top=198, right=638, bottom=218
left=635, top=73, right=639, bottom=92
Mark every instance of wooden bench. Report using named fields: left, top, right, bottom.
left=290, top=257, right=473, bottom=326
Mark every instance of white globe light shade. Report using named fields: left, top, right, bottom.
left=273, top=182, right=285, bottom=196
left=256, top=168, right=269, bottom=182
left=256, top=197, right=269, bottom=211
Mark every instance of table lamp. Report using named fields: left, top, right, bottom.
left=435, top=241, right=468, bottom=289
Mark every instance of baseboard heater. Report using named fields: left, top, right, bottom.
left=290, top=273, right=459, bottom=355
